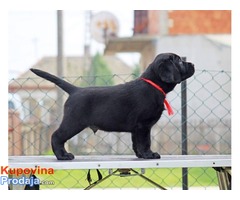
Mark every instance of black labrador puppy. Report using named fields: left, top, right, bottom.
left=31, top=53, right=195, bottom=160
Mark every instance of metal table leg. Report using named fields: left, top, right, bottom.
left=84, top=168, right=167, bottom=190
left=214, top=167, right=231, bottom=190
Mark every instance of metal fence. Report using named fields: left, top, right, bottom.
left=8, top=69, right=231, bottom=189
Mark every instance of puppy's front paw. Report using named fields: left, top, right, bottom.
left=141, top=151, right=161, bottom=159
left=56, top=152, right=75, bottom=160
left=152, top=152, right=161, bottom=159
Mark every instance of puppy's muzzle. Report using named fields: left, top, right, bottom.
left=181, top=62, right=195, bottom=80
left=187, top=62, right=195, bottom=76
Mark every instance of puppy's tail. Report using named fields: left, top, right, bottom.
left=30, top=68, right=77, bottom=94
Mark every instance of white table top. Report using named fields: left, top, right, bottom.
left=8, top=155, right=231, bottom=169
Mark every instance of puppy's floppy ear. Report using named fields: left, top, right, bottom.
left=159, top=61, right=181, bottom=83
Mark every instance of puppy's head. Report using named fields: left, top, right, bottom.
left=152, top=53, right=195, bottom=84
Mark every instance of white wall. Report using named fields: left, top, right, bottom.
left=156, top=35, right=231, bottom=71
left=154, top=35, right=231, bottom=122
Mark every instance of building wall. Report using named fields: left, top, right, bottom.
left=156, top=35, right=231, bottom=71
left=155, top=35, right=231, bottom=122
left=168, top=10, right=231, bottom=34
left=147, top=10, right=160, bottom=35
left=134, top=10, right=231, bottom=35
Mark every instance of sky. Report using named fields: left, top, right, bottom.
left=8, top=10, right=140, bottom=79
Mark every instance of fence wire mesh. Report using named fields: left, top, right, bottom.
left=8, top=69, right=231, bottom=189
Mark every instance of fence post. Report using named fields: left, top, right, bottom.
left=181, top=57, right=188, bottom=190
left=56, top=10, right=64, bottom=122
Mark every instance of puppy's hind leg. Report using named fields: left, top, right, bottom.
left=51, top=117, right=85, bottom=160
left=51, top=130, right=73, bottom=160
left=131, top=134, right=142, bottom=158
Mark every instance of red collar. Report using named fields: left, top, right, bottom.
left=141, top=78, right=174, bottom=116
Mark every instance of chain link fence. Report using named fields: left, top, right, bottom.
left=8, top=69, right=231, bottom=189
